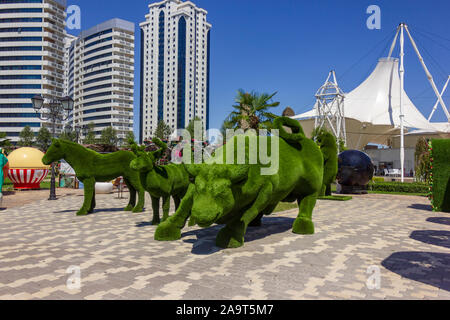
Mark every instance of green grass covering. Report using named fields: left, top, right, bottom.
left=368, top=191, right=427, bottom=197
left=430, top=139, right=450, bottom=212
left=43, top=139, right=145, bottom=215
left=318, top=195, right=353, bottom=201
left=274, top=202, right=298, bottom=213
left=155, top=117, right=324, bottom=248
left=4, top=177, right=55, bottom=191
left=369, top=182, right=429, bottom=194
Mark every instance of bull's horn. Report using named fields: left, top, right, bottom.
left=273, top=117, right=306, bottom=144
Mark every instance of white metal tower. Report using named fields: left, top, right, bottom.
left=314, top=70, right=347, bottom=146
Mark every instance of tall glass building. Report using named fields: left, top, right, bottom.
left=0, top=0, right=67, bottom=143
left=69, top=18, right=135, bottom=143
left=140, top=0, right=211, bottom=142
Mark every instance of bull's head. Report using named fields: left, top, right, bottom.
left=130, top=138, right=168, bottom=173
left=185, top=163, right=249, bottom=227
left=316, top=131, right=337, bottom=161
left=42, top=139, right=65, bottom=165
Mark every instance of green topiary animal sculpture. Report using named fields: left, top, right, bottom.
left=316, top=131, right=338, bottom=196
left=130, top=139, right=190, bottom=225
left=42, top=139, right=145, bottom=216
left=155, top=117, right=324, bottom=249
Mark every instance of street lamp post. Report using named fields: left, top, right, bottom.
left=31, top=94, right=74, bottom=201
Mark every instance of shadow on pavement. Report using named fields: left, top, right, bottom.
left=136, top=221, right=155, bottom=228
left=427, top=217, right=450, bottom=226
left=181, top=217, right=296, bottom=255
left=410, top=230, right=450, bottom=249
left=55, top=208, right=126, bottom=215
left=408, top=204, right=433, bottom=212
left=382, top=252, right=450, bottom=291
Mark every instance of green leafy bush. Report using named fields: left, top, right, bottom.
left=369, top=182, right=428, bottom=194
left=429, top=139, right=450, bottom=212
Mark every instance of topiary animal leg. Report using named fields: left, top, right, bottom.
left=162, top=196, right=170, bottom=222
left=123, top=178, right=136, bottom=212
left=174, top=196, right=181, bottom=211
left=292, top=194, right=317, bottom=235
left=133, top=185, right=145, bottom=213
left=216, top=183, right=273, bottom=249
left=249, top=202, right=278, bottom=227
left=89, top=189, right=96, bottom=214
left=150, top=196, right=161, bottom=225
left=325, top=184, right=332, bottom=197
left=249, top=213, right=264, bottom=227
left=155, top=184, right=195, bottom=241
left=319, top=184, right=326, bottom=197
left=78, top=178, right=95, bottom=216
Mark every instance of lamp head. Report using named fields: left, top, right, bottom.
left=31, top=95, right=44, bottom=111
left=61, top=96, right=74, bottom=112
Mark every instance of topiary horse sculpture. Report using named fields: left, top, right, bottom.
left=42, top=139, right=145, bottom=216
left=130, top=139, right=190, bottom=225
left=316, top=131, right=338, bottom=197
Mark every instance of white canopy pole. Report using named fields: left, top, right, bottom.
left=428, top=75, right=450, bottom=121
left=399, top=24, right=406, bottom=183
left=388, top=26, right=401, bottom=59
left=404, top=25, right=450, bottom=121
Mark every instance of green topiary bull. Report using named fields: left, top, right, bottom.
left=130, top=139, right=190, bottom=225
left=42, top=139, right=145, bottom=216
left=316, top=131, right=338, bottom=197
left=155, top=117, right=324, bottom=249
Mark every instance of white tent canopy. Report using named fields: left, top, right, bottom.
left=294, top=58, right=445, bottom=149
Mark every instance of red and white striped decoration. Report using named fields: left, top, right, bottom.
left=8, top=169, right=49, bottom=190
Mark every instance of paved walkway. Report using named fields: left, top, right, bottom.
left=0, top=192, right=449, bottom=300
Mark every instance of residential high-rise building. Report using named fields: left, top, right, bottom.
left=69, top=18, right=135, bottom=144
left=140, top=0, right=211, bottom=142
left=63, top=34, right=76, bottom=98
left=63, top=33, right=76, bottom=129
left=0, top=0, right=67, bottom=143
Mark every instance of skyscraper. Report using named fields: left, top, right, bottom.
left=0, top=0, right=67, bottom=143
left=69, top=18, right=135, bottom=143
left=140, top=0, right=211, bottom=142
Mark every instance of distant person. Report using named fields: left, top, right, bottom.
left=0, top=148, right=9, bottom=207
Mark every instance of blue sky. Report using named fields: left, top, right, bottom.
left=67, top=0, right=450, bottom=136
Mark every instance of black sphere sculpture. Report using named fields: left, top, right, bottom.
left=337, top=150, right=374, bottom=194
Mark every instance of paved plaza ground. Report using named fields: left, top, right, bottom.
left=0, top=191, right=449, bottom=300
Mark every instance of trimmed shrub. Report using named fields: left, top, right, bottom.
left=429, top=139, right=450, bottom=212
left=369, top=182, right=428, bottom=194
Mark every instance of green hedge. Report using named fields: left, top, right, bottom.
left=430, top=139, right=450, bottom=212
left=369, top=182, right=429, bottom=194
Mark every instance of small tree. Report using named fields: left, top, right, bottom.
left=18, top=125, right=35, bottom=147
left=126, top=131, right=135, bottom=142
left=84, top=122, right=97, bottom=145
left=36, top=127, right=52, bottom=151
left=60, top=130, right=78, bottom=143
left=153, top=120, right=173, bottom=141
left=186, top=116, right=203, bottom=139
left=0, top=132, right=12, bottom=154
left=100, top=126, right=118, bottom=147
left=123, top=131, right=136, bottom=149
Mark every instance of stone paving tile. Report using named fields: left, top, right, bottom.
left=0, top=192, right=449, bottom=300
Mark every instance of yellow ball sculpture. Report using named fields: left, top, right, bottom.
left=7, top=148, right=50, bottom=190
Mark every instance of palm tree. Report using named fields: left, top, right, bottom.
left=225, top=89, right=280, bottom=132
